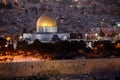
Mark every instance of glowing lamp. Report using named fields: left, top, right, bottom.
left=6, top=37, right=11, bottom=41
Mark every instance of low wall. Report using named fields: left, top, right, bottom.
left=0, top=58, right=120, bottom=77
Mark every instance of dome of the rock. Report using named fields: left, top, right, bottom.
left=36, top=13, right=57, bottom=33
left=36, top=14, right=57, bottom=27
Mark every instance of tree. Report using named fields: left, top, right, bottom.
left=52, top=34, right=60, bottom=41
left=31, top=39, right=42, bottom=51
left=0, top=37, right=7, bottom=54
left=5, top=2, right=13, bottom=9
left=14, top=2, right=18, bottom=7
left=5, top=44, right=14, bottom=52
left=22, top=28, right=27, bottom=33
left=0, top=2, right=6, bottom=9
left=0, top=37, right=7, bottom=48
left=16, top=40, right=28, bottom=51
left=99, top=29, right=105, bottom=37
left=54, top=40, right=86, bottom=59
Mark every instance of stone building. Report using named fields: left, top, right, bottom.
left=23, top=13, right=70, bottom=42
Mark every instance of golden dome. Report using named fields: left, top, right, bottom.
left=37, top=14, right=57, bottom=27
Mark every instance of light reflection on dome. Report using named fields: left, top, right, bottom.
left=36, top=14, right=57, bottom=27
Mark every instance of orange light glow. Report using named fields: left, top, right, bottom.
left=99, top=44, right=104, bottom=48
left=2, top=0, right=7, bottom=5
left=93, top=47, right=97, bottom=50
left=6, top=37, right=11, bottom=41
left=115, top=43, right=120, bottom=48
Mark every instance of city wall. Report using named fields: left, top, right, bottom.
left=0, top=58, right=120, bottom=77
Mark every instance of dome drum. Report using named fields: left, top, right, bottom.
left=37, top=26, right=57, bottom=33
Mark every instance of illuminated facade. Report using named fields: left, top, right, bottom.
left=23, top=13, right=70, bottom=42
left=36, top=14, right=57, bottom=33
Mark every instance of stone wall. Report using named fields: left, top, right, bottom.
left=0, top=58, right=120, bottom=77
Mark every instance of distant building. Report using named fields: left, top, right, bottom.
left=22, top=13, right=70, bottom=42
